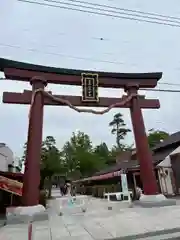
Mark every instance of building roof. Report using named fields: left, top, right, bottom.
left=152, top=131, right=180, bottom=151
left=93, top=160, right=140, bottom=176
left=0, top=57, right=162, bottom=80
left=83, top=132, right=180, bottom=182
left=0, top=171, right=23, bottom=181
left=131, top=131, right=180, bottom=157
left=93, top=148, right=174, bottom=177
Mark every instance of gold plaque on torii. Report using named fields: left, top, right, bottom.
left=81, top=73, right=99, bottom=102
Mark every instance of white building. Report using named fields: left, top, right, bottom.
left=0, top=143, right=14, bottom=172
left=156, top=133, right=180, bottom=196
left=129, top=132, right=180, bottom=196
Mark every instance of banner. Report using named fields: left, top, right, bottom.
left=121, top=174, right=128, bottom=193
left=0, top=175, right=23, bottom=196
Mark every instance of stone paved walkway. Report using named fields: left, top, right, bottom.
left=45, top=193, right=180, bottom=240
left=2, top=189, right=180, bottom=239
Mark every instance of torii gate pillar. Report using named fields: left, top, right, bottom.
left=22, top=76, right=47, bottom=206
left=126, top=85, right=158, bottom=195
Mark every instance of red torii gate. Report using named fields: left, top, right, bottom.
left=0, top=57, right=162, bottom=206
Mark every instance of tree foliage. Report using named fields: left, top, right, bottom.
left=21, top=136, right=63, bottom=195
left=109, top=113, right=131, bottom=149
left=61, top=131, right=107, bottom=178
left=148, top=129, right=170, bottom=148
left=40, top=136, right=63, bottom=197
left=41, top=136, right=62, bottom=177
left=94, top=142, right=109, bottom=158
left=20, top=129, right=132, bottom=185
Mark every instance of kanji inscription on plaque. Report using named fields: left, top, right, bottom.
left=81, top=73, right=99, bottom=102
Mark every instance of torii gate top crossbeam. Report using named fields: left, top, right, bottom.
left=0, top=58, right=162, bottom=88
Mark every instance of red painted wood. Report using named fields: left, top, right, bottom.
left=127, top=87, right=158, bottom=195
left=3, top=92, right=160, bottom=109
left=28, top=223, right=32, bottom=240
left=22, top=78, right=46, bottom=206
left=4, top=68, right=160, bottom=88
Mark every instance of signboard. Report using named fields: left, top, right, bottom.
left=120, top=174, right=128, bottom=193
left=81, top=73, right=99, bottom=102
left=0, top=176, right=23, bottom=196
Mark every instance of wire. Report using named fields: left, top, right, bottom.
left=51, top=0, right=180, bottom=22
left=157, top=82, right=180, bottom=87
left=1, top=43, right=180, bottom=90
left=5, top=41, right=180, bottom=75
left=17, top=0, right=180, bottom=28
left=36, top=0, right=180, bottom=25
left=0, top=42, right=126, bottom=65
left=1, top=38, right=180, bottom=90
left=141, top=88, right=180, bottom=93
left=8, top=0, right=180, bottom=44
left=1, top=42, right=180, bottom=90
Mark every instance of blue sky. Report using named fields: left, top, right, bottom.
left=0, top=0, right=180, bottom=158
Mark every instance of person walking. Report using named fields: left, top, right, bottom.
left=136, top=186, right=143, bottom=200
left=71, top=184, right=76, bottom=197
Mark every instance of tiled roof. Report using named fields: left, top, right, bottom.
left=152, top=131, right=180, bottom=151
left=92, top=132, right=180, bottom=177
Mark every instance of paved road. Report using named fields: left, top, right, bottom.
left=46, top=189, right=180, bottom=239
left=1, top=189, right=180, bottom=239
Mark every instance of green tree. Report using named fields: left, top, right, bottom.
left=62, top=131, right=106, bottom=178
left=108, top=145, right=130, bottom=165
left=109, top=113, right=131, bottom=149
left=70, top=131, right=93, bottom=151
left=62, top=141, right=79, bottom=176
left=94, top=142, right=111, bottom=166
left=148, top=129, right=170, bottom=148
left=21, top=136, right=63, bottom=197
left=41, top=136, right=63, bottom=197
left=94, top=142, right=109, bottom=157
